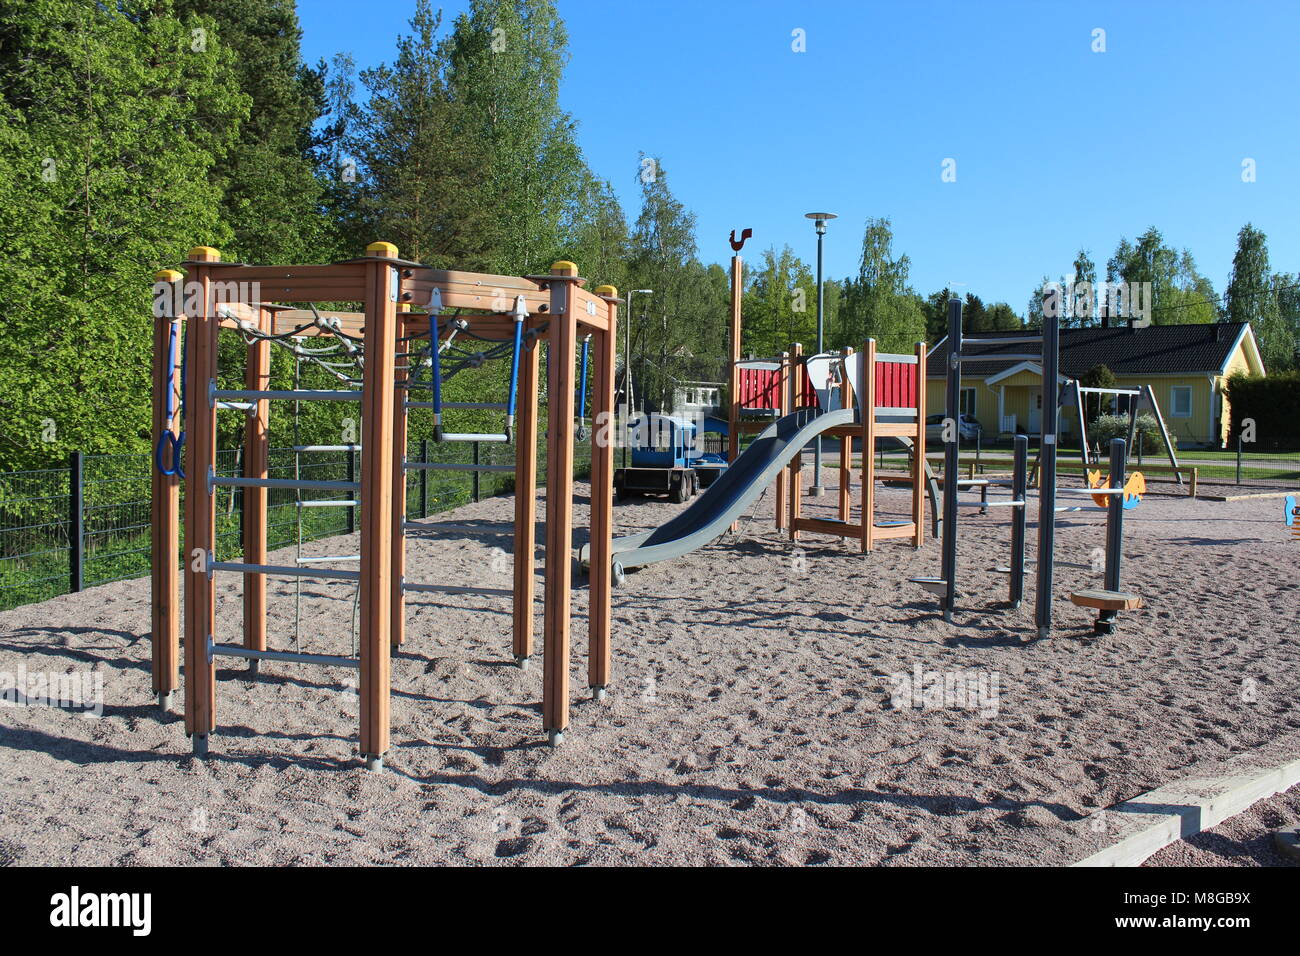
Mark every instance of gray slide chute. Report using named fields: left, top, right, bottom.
left=580, top=407, right=939, bottom=573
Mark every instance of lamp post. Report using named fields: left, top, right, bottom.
left=805, top=212, right=836, bottom=496
left=624, top=289, right=652, bottom=467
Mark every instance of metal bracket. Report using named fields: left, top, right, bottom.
left=428, top=287, right=443, bottom=314
left=512, top=294, right=529, bottom=322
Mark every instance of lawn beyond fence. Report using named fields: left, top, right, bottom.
left=0, top=435, right=591, bottom=612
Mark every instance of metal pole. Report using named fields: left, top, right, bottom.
left=941, top=297, right=961, bottom=622
left=69, top=451, right=84, bottom=594
left=1236, top=432, right=1242, bottom=485
left=1009, top=435, right=1027, bottom=608
left=810, top=222, right=826, bottom=496
left=1098, top=437, right=1127, bottom=634
left=1035, top=290, right=1061, bottom=640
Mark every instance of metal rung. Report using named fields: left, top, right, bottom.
left=962, top=336, right=1042, bottom=346
left=215, top=388, right=362, bottom=402
left=217, top=400, right=256, bottom=412
left=955, top=352, right=1041, bottom=362
left=404, top=401, right=508, bottom=410
left=439, top=433, right=510, bottom=443
left=958, top=499, right=1024, bottom=508
left=404, top=462, right=514, bottom=474
left=403, top=582, right=512, bottom=597
left=211, top=561, right=359, bottom=581
left=212, top=475, right=360, bottom=492
left=298, top=499, right=359, bottom=508
left=1059, top=487, right=1125, bottom=496
left=211, top=643, right=359, bottom=669
left=296, top=554, right=361, bottom=564
left=293, top=445, right=361, bottom=452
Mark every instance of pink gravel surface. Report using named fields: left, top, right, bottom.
left=0, top=476, right=1296, bottom=866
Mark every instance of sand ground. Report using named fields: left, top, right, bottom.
left=0, top=473, right=1297, bottom=866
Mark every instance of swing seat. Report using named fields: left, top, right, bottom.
left=1068, top=589, right=1142, bottom=611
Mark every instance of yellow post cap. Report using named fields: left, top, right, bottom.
left=367, top=241, right=399, bottom=258
left=594, top=284, right=618, bottom=298
left=187, top=246, right=220, bottom=262
left=550, top=261, right=578, bottom=277
left=154, top=269, right=183, bottom=282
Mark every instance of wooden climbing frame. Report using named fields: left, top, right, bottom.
left=150, top=245, right=618, bottom=767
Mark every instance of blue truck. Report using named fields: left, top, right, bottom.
left=615, top=414, right=727, bottom=503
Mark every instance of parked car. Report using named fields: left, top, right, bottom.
left=925, top=413, right=983, bottom=442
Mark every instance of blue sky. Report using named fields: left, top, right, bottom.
left=297, top=0, right=1298, bottom=312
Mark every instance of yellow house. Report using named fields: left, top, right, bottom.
left=926, top=322, right=1266, bottom=449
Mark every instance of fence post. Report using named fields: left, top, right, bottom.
left=419, top=439, right=428, bottom=518
left=346, top=447, right=356, bottom=535
left=473, top=441, right=481, bottom=503
left=1236, top=432, right=1242, bottom=485
left=69, top=451, right=84, bottom=594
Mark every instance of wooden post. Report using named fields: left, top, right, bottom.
left=788, top=343, right=803, bottom=542
left=913, top=341, right=927, bottom=548
left=150, top=269, right=182, bottom=709
left=182, top=247, right=220, bottom=753
left=391, top=307, right=410, bottom=649
left=359, top=241, right=399, bottom=769
left=774, top=350, right=789, bottom=531
left=728, top=256, right=742, bottom=465
left=242, top=304, right=271, bottom=656
left=588, top=286, right=619, bottom=694
left=542, top=261, right=580, bottom=742
left=861, top=339, right=877, bottom=553
left=512, top=321, right=541, bottom=663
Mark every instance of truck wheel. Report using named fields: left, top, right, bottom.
left=669, top=477, right=686, bottom=503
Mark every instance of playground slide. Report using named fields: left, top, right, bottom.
left=581, top=406, right=860, bottom=571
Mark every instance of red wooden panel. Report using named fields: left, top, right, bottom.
left=873, top=360, right=918, bottom=408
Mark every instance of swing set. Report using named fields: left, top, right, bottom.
left=150, top=244, right=618, bottom=769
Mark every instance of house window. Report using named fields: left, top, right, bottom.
left=1170, top=386, right=1192, bottom=418
left=959, top=388, right=976, bottom=417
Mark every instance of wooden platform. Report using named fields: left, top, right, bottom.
left=1068, top=589, right=1142, bottom=611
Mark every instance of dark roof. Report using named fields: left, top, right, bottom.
left=927, top=322, right=1255, bottom=378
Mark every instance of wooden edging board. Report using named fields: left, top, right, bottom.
left=1071, top=756, right=1300, bottom=866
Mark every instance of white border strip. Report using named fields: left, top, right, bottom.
left=1072, top=757, right=1300, bottom=866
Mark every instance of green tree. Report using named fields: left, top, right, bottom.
left=443, top=0, right=586, bottom=274
left=174, top=0, right=329, bottom=264
left=1225, top=223, right=1288, bottom=371
left=347, top=1, right=495, bottom=268
left=1079, top=364, right=1116, bottom=424
left=0, top=0, right=244, bottom=471
left=838, top=218, right=926, bottom=352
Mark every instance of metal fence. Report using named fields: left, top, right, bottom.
left=0, top=436, right=591, bottom=612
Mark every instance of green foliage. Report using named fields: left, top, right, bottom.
left=1078, top=363, right=1116, bottom=423
left=1224, top=371, right=1300, bottom=448
left=0, top=0, right=245, bottom=472
left=1091, top=413, right=1174, bottom=457
left=1226, top=224, right=1290, bottom=372
left=837, top=218, right=926, bottom=353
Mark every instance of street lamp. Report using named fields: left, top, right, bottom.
left=805, top=212, right=837, bottom=496
left=624, top=289, right=652, bottom=467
